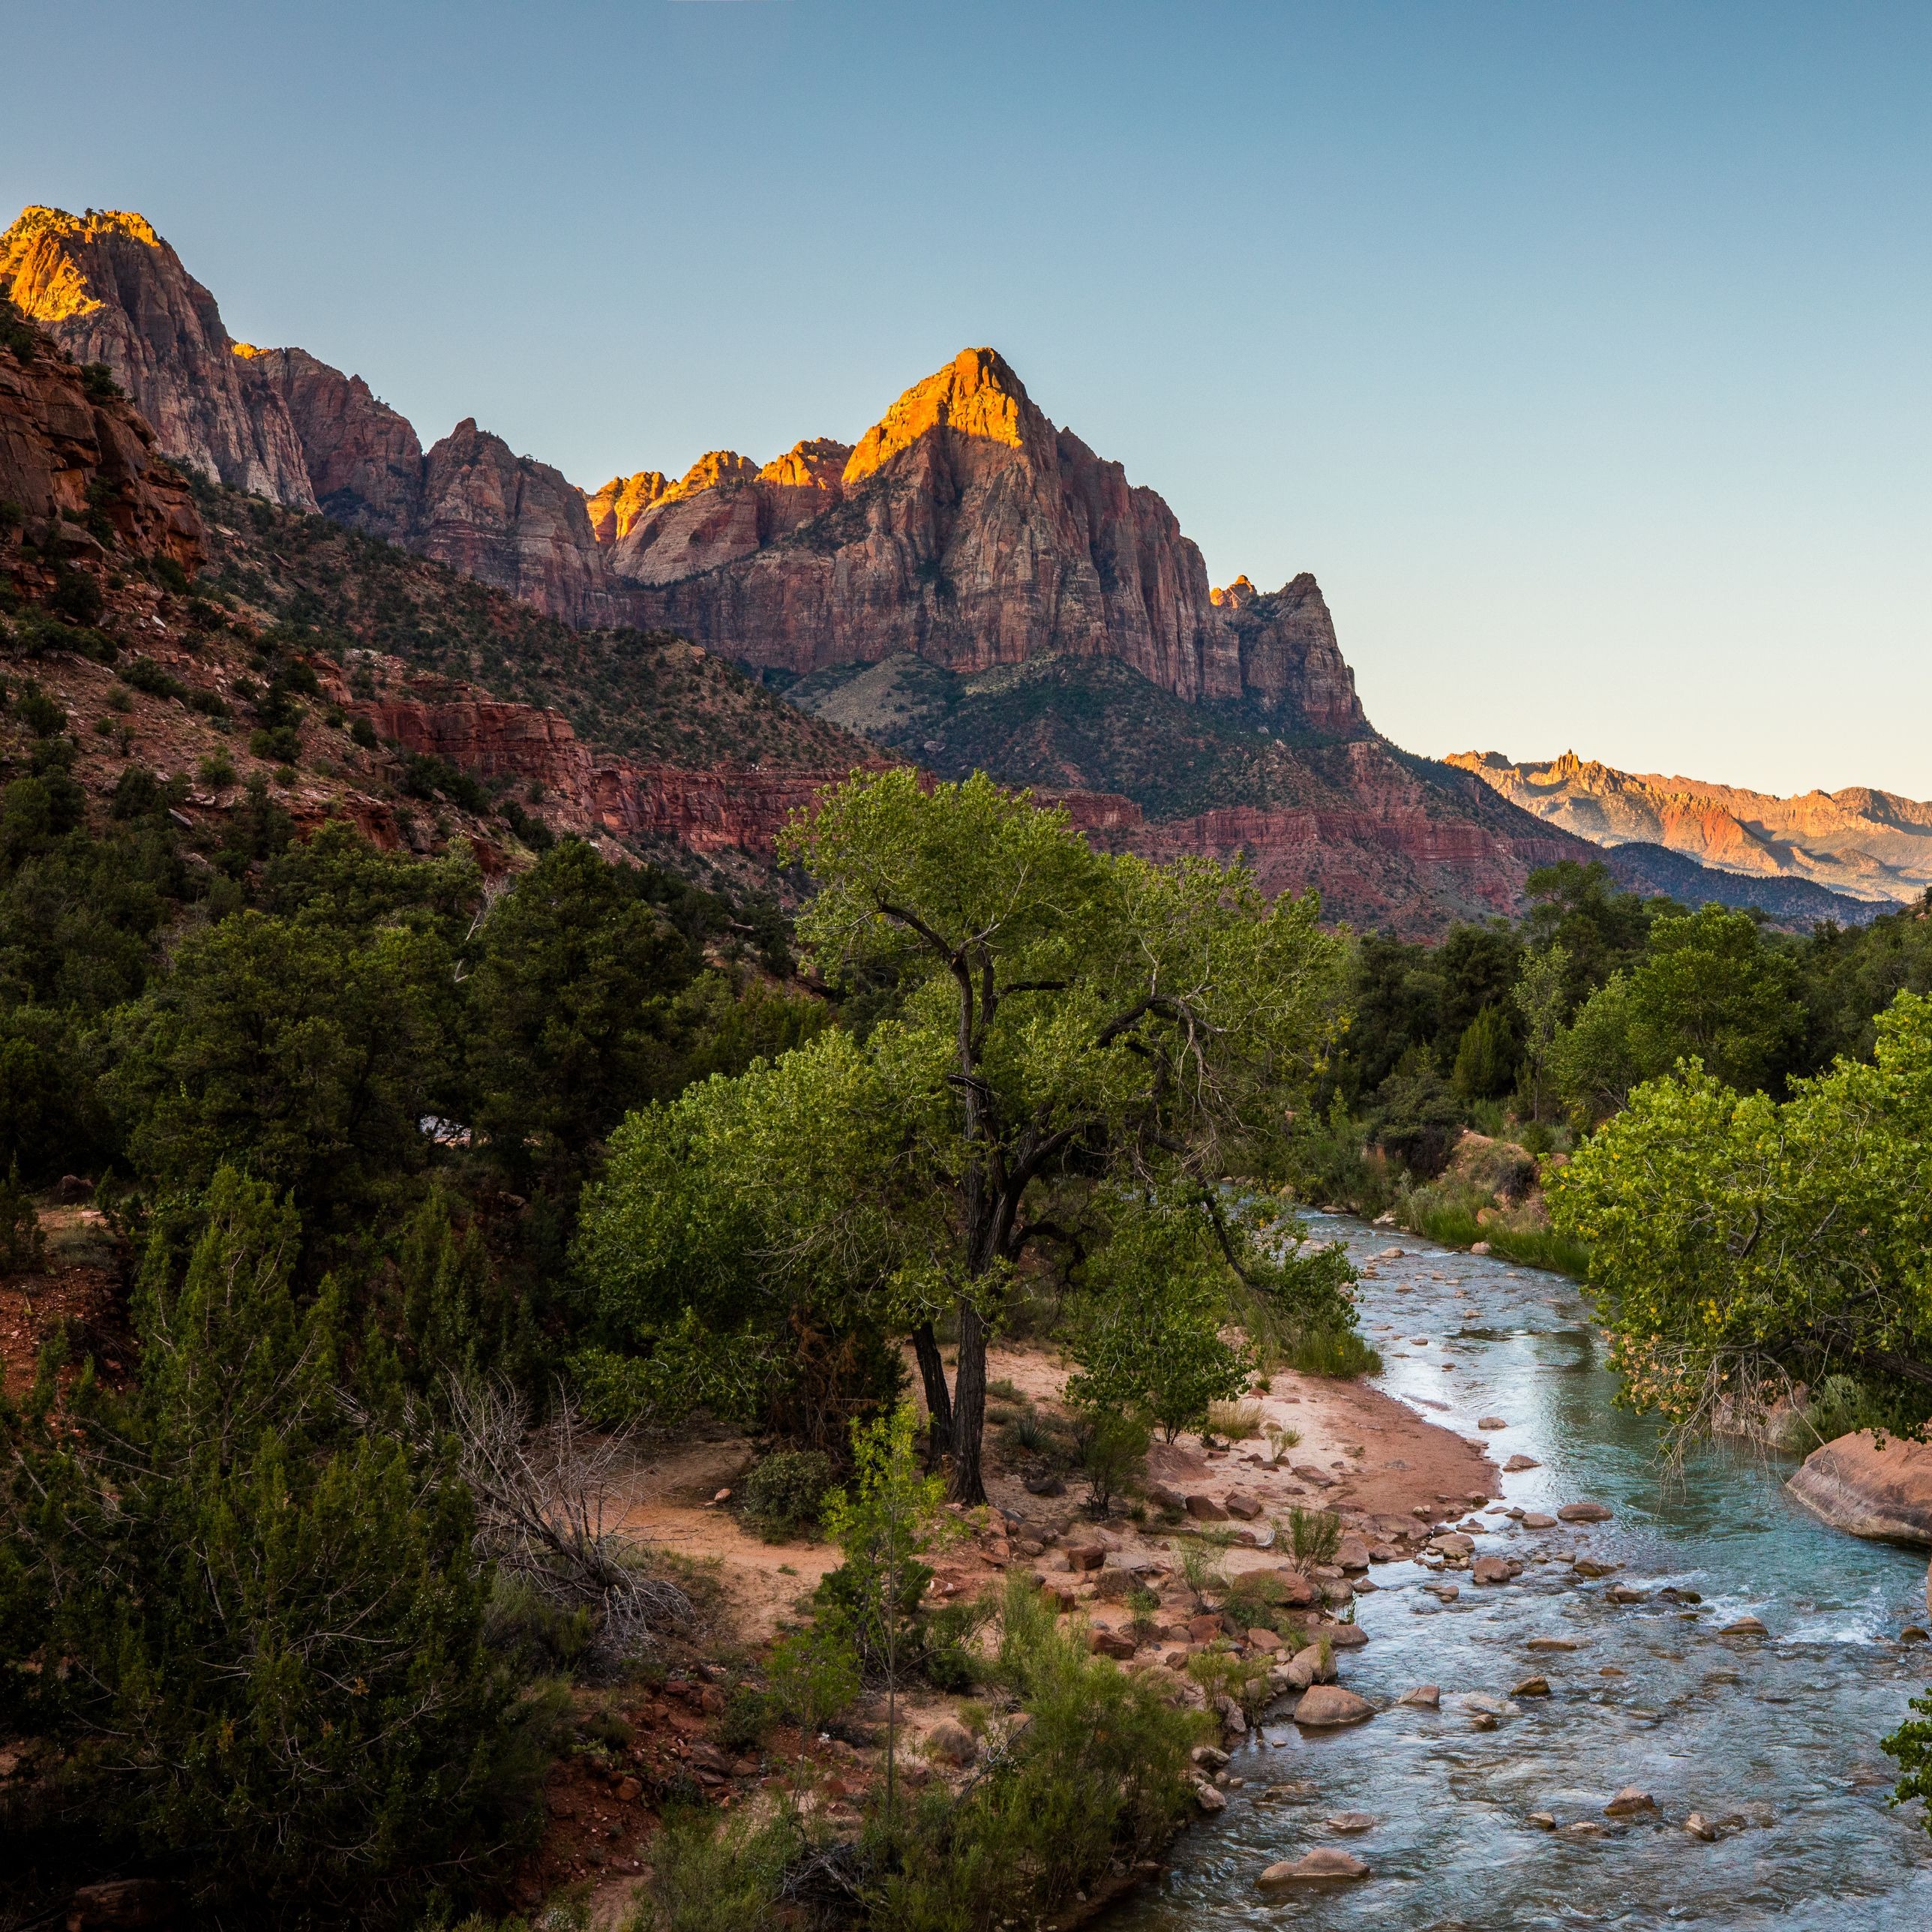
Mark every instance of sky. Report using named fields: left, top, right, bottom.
left=4, top=1, right=1927, bottom=798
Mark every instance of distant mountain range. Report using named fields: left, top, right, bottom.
left=1448, top=751, right=1932, bottom=908
left=2, top=203, right=1887, bottom=933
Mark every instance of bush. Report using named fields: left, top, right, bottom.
left=1282, top=1324, right=1384, bottom=1378
left=13, top=681, right=66, bottom=738
left=49, top=566, right=104, bottom=626
left=766, top=1612, right=862, bottom=1732
left=1287, top=1504, right=1341, bottom=1566
left=1204, top=1398, right=1262, bottom=1440
left=632, top=1804, right=802, bottom=1932
left=742, top=1448, right=838, bottom=1540
left=198, top=750, right=237, bottom=789
left=0, top=1158, right=46, bottom=1272
left=79, top=362, right=122, bottom=400
left=1070, top=1406, right=1148, bottom=1514
left=250, top=722, right=302, bottom=764
left=350, top=713, right=380, bottom=750
left=0, top=1170, right=540, bottom=1918
left=121, top=655, right=189, bottom=702
left=872, top=1575, right=1206, bottom=1927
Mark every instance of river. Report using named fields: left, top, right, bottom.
left=1107, top=1215, right=1932, bottom=1930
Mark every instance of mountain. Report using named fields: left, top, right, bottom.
left=0, top=294, right=878, bottom=890
left=4, top=202, right=1882, bottom=935
left=1448, top=750, right=1932, bottom=907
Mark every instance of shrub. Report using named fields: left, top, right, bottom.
left=1264, top=1422, right=1302, bottom=1462
left=632, top=1804, right=802, bottom=1932
left=121, top=655, right=188, bottom=702
left=1282, top=1324, right=1384, bottom=1378
left=79, top=362, right=122, bottom=400
left=1287, top=1505, right=1342, bottom=1566
left=766, top=1612, right=862, bottom=1732
left=1070, top=1405, right=1149, bottom=1514
left=742, top=1448, right=838, bottom=1540
left=0, top=1158, right=46, bottom=1272
left=872, top=1575, right=1206, bottom=1926
left=49, top=566, right=105, bottom=626
left=250, top=722, right=302, bottom=764
left=0, top=1170, right=539, bottom=1917
left=197, top=751, right=238, bottom=790
left=13, top=681, right=66, bottom=738
left=350, top=713, right=379, bottom=750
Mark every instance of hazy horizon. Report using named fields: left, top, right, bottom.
left=4, top=0, right=1925, bottom=800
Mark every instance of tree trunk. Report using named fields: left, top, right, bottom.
left=946, top=1299, right=989, bottom=1504
left=910, top=1322, right=954, bottom=1474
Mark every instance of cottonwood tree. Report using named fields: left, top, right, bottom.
left=1551, top=989, right=1932, bottom=1442
left=783, top=768, right=1346, bottom=1502
left=578, top=770, right=1346, bottom=1502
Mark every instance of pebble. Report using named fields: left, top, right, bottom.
left=1327, top=1812, right=1377, bottom=1832
left=1684, top=1812, right=1718, bottom=1841
left=1527, top=1636, right=1582, bottom=1652
left=1605, top=1786, right=1656, bottom=1816
left=1513, top=1674, right=1552, bottom=1696
left=1528, top=1811, right=1556, bottom=1830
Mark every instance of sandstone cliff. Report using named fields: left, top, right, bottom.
left=1, top=208, right=316, bottom=508
left=614, top=349, right=1369, bottom=736
left=0, top=305, right=201, bottom=573
left=1449, top=749, right=1932, bottom=905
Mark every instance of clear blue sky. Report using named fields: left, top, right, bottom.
left=5, top=2, right=1927, bottom=798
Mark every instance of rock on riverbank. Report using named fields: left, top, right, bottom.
left=1786, top=1431, right=1932, bottom=1544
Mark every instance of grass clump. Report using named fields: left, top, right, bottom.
left=1287, top=1505, right=1341, bottom=1567
left=1204, top=1397, right=1262, bottom=1440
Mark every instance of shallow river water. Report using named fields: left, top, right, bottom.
left=1108, top=1216, right=1932, bottom=1930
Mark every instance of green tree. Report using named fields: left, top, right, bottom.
left=1065, top=1196, right=1254, bottom=1442
left=1551, top=905, right=1804, bottom=1120
left=106, top=910, right=454, bottom=1240
left=1451, top=1001, right=1517, bottom=1100
left=458, top=839, right=700, bottom=1188
left=1512, top=940, right=1571, bottom=1122
left=778, top=768, right=1347, bottom=1502
left=1550, top=991, right=1932, bottom=1441
left=0, top=1169, right=535, bottom=1916
left=819, top=1406, right=955, bottom=1820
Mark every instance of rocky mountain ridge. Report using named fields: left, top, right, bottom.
left=4, top=202, right=1883, bottom=934
left=1449, top=749, right=1932, bottom=906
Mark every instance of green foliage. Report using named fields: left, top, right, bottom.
left=1066, top=1195, right=1255, bottom=1442
left=1884, top=1692, right=1932, bottom=1840
left=403, top=750, right=490, bottom=814
left=106, top=908, right=454, bottom=1243
left=742, top=1448, right=839, bottom=1540
left=460, top=839, right=703, bottom=1190
left=1552, top=906, right=1804, bottom=1121
left=1288, top=1504, right=1342, bottom=1566
left=1453, top=1001, right=1517, bottom=1099
left=0, top=1169, right=536, bottom=1918
left=1069, top=1406, right=1150, bottom=1514
left=765, top=1612, right=863, bottom=1732
left=0, top=1156, right=46, bottom=1271
left=1552, top=990, right=1932, bottom=1439
left=78, top=362, right=122, bottom=400
left=11, top=679, right=67, bottom=737
left=48, top=566, right=104, bottom=626
left=872, top=1574, right=1205, bottom=1928
left=121, top=655, right=190, bottom=703
left=632, top=1804, right=805, bottom=1932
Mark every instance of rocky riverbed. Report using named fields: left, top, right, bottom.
left=1107, top=1216, right=1932, bottom=1930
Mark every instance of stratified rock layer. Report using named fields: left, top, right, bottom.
left=1, top=207, right=315, bottom=508
left=1787, top=1432, right=1932, bottom=1545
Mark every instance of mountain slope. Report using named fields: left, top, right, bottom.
left=1448, top=749, right=1932, bottom=905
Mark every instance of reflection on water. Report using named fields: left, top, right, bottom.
left=1107, top=1217, right=1932, bottom=1930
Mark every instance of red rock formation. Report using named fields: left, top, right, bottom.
left=235, top=344, right=423, bottom=536
left=0, top=207, right=315, bottom=508
left=0, top=318, right=201, bottom=572
left=415, top=421, right=618, bottom=627
left=614, top=350, right=1369, bottom=734
left=1448, top=748, right=1932, bottom=904
left=585, top=470, right=670, bottom=544
left=344, top=656, right=874, bottom=857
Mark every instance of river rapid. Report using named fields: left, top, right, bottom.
left=1108, top=1216, right=1932, bottom=1930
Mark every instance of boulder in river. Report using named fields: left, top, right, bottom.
left=1258, top=1850, right=1371, bottom=1883
left=1605, top=1786, right=1656, bottom=1816
left=1558, top=1501, right=1614, bottom=1522
left=1786, top=1431, right=1932, bottom=1544
left=1195, top=1780, right=1226, bottom=1812
left=1720, top=1616, right=1768, bottom=1637
left=1473, top=1555, right=1518, bottom=1584
left=1504, top=1454, right=1541, bottom=1472
left=1294, top=1685, right=1375, bottom=1727
left=1398, top=1683, right=1441, bottom=1707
